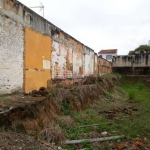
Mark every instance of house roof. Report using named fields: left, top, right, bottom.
left=98, top=49, right=117, bottom=54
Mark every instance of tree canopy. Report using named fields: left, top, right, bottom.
left=128, top=45, right=150, bottom=55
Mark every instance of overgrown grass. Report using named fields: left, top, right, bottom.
left=0, top=94, right=10, bottom=103
left=60, top=76, right=150, bottom=149
left=101, top=73, right=120, bottom=78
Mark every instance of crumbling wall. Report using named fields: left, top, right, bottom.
left=24, top=28, right=51, bottom=93
left=94, top=53, right=98, bottom=75
left=51, top=31, right=73, bottom=80
left=98, top=57, right=112, bottom=75
left=0, top=0, right=113, bottom=94
left=83, top=46, right=95, bottom=76
left=0, top=14, right=24, bottom=94
left=72, top=39, right=83, bottom=82
left=113, top=55, right=150, bottom=67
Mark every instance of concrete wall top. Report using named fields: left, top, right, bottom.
left=113, top=54, right=150, bottom=67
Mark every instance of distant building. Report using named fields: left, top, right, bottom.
left=98, top=49, right=118, bottom=62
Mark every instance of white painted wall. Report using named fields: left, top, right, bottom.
left=98, top=53, right=117, bottom=62
left=84, top=47, right=94, bottom=76
left=0, top=15, right=24, bottom=94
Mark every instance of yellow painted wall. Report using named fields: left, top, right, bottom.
left=25, top=28, right=51, bottom=93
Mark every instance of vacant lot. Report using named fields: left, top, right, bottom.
left=60, top=76, right=150, bottom=149
left=0, top=76, right=150, bottom=150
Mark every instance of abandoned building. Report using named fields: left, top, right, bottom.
left=0, top=0, right=112, bottom=94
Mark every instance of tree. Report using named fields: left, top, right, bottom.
left=128, top=45, right=150, bottom=55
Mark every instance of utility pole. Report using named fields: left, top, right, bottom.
left=30, top=3, right=44, bottom=17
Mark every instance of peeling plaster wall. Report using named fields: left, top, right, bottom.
left=113, top=55, right=150, bottom=67
left=98, top=57, right=112, bottom=75
left=83, top=46, right=94, bottom=76
left=0, top=15, right=24, bottom=94
left=72, top=40, right=83, bottom=82
left=0, top=0, right=113, bottom=93
left=94, top=53, right=98, bottom=75
left=52, top=32, right=73, bottom=80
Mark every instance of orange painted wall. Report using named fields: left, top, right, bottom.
left=25, top=28, right=51, bottom=93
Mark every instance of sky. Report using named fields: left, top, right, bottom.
left=19, top=0, right=150, bottom=55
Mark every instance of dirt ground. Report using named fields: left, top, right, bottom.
left=0, top=130, right=62, bottom=150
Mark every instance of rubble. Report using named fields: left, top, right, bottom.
left=98, top=107, right=138, bottom=119
left=113, top=138, right=148, bottom=150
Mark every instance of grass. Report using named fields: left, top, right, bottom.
left=101, top=72, right=120, bottom=77
left=60, top=76, right=150, bottom=149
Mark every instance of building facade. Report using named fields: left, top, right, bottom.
left=0, top=0, right=112, bottom=94
left=98, top=49, right=117, bottom=62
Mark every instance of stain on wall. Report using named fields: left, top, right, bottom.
left=52, top=31, right=73, bottom=80
left=0, top=15, right=24, bottom=94
left=24, top=28, right=51, bottom=92
left=84, top=46, right=95, bottom=76
left=0, top=0, right=113, bottom=94
left=113, top=55, right=150, bottom=67
left=98, top=57, right=112, bottom=75
left=94, top=53, right=98, bottom=75
left=72, top=39, right=83, bottom=82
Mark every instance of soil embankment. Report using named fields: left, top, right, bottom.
left=0, top=75, right=121, bottom=134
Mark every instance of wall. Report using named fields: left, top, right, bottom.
left=24, top=28, right=51, bottom=92
left=113, top=55, right=150, bottom=67
left=0, top=14, right=24, bottom=94
left=99, top=53, right=117, bottom=62
left=51, top=31, right=73, bottom=80
left=72, top=39, right=83, bottom=82
left=83, top=46, right=95, bottom=76
left=94, top=53, right=98, bottom=75
left=98, top=57, right=112, bottom=75
left=0, top=0, right=112, bottom=93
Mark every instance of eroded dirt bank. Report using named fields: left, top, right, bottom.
left=0, top=75, right=121, bottom=134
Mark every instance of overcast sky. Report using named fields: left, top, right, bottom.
left=19, top=0, right=150, bottom=55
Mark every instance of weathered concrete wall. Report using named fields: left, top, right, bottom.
left=113, top=55, right=150, bottom=67
left=0, top=0, right=113, bottom=93
left=0, top=0, right=53, bottom=36
left=83, top=46, right=95, bottom=76
left=52, top=31, right=73, bottom=80
left=24, top=28, right=51, bottom=93
left=0, top=14, right=24, bottom=94
left=94, top=53, right=98, bottom=75
left=98, top=57, right=112, bottom=75
left=72, top=40, right=83, bottom=82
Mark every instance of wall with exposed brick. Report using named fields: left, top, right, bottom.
left=0, top=0, right=112, bottom=94
left=0, top=15, right=24, bottom=94
left=98, top=57, right=112, bottom=75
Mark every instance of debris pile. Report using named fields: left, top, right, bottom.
left=113, top=138, right=148, bottom=150
left=98, top=107, right=138, bottom=119
left=31, top=87, right=49, bottom=97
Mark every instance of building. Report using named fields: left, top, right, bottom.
left=0, top=0, right=112, bottom=94
left=98, top=49, right=118, bottom=62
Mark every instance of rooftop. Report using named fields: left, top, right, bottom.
left=98, top=49, right=117, bottom=54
